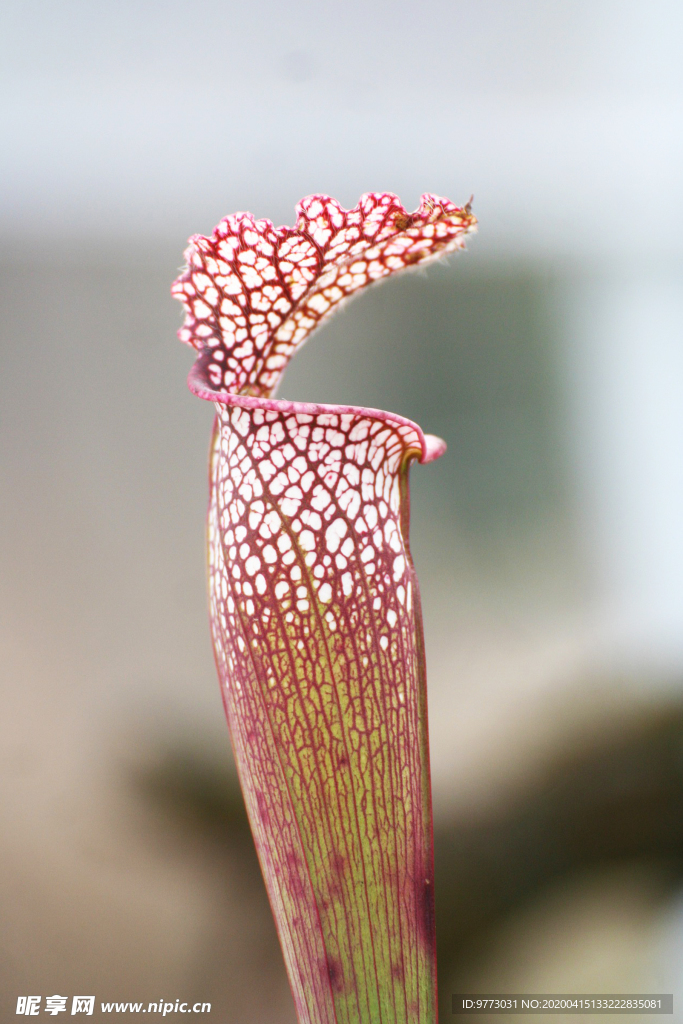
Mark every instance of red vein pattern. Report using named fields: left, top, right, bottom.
left=172, top=192, right=476, bottom=398
left=173, top=193, right=476, bottom=1024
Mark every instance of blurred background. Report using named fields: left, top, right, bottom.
left=1, top=1, right=683, bottom=1019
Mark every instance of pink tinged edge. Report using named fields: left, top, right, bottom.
left=188, top=357, right=447, bottom=468
left=174, top=193, right=476, bottom=1024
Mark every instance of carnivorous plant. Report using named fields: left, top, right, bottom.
left=172, top=192, right=476, bottom=1024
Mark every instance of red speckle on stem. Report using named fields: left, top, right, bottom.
left=326, top=955, right=345, bottom=994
